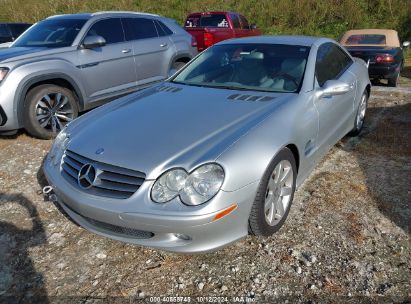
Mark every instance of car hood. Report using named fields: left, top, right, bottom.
left=0, top=46, right=68, bottom=63
left=67, top=84, right=292, bottom=179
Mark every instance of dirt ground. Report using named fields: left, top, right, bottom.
left=0, top=71, right=410, bottom=303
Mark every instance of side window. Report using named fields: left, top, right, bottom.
left=335, top=45, right=353, bottom=70
left=0, top=24, right=11, bottom=38
left=10, top=24, right=30, bottom=37
left=230, top=14, right=241, bottom=29
left=123, top=18, right=158, bottom=41
left=86, top=18, right=124, bottom=44
left=239, top=15, right=250, bottom=29
left=154, top=20, right=173, bottom=36
left=315, top=43, right=352, bottom=86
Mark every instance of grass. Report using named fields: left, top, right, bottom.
left=0, top=0, right=410, bottom=41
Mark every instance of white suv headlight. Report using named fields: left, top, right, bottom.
left=0, top=68, right=9, bottom=83
left=48, top=129, right=70, bottom=166
left=151, top=164, right=225, bottom=206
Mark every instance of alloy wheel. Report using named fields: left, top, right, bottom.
left=35, top=92, right=74, bottom=133
left=356, top=93, right=367, bottom=131
left=264, top=160, right=294, bottom=226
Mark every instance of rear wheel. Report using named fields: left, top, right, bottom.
left=169, top=61, right=187, bottom=77
left=248, top=148, right=297, bottom=236
left=387, top=72, right=399, bottom=87
left=349, top=90, right=368, bottom=136
left=23, top=84, right=78, bottom=139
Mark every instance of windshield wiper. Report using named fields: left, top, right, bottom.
left=209, top=85, right=254, bottom=91
left=170, top=81, right=210, bottom=88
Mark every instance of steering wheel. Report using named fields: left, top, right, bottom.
left=271, top=71, right=299, bottom=87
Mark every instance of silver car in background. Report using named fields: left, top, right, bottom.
left=44, top=36, right=371, bottom=253
left=0, top=11, right=197, bottom=139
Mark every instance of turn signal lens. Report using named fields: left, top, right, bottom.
left=213, top=204, right=238, bottom=221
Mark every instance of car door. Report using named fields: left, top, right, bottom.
left=122, top=17, right=172, bottom=86
left=229, top=13, right=242, bottom=38
left=78, top=18, right=137, bottom=102
left=238, top=15, right=252, bottom=37
left=314, top=42, right=357, bottom=152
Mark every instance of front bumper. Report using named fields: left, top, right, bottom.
left=44, top=159, right=259, bottom=253
left=0, top=81, right=20, bottom=132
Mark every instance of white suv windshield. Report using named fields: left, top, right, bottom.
left=172, top=43, right=310, bottom=93
left=13, top=19, right=86, bottom=48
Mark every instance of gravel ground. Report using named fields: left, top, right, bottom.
left=0, top=73, right=410, bottom=303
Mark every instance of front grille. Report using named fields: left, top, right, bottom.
left=61, top=150, right=146, bottom=199
left=82, top=214, right=154, bottom=239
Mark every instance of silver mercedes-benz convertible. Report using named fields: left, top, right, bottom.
left=44, top=36, right=371, bottom=253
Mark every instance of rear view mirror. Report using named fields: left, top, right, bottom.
left=318, top=80, right=351, bottom=98
left=403, top=41, right=410, bottom=48
left=82, top=35, right=106, bottom=49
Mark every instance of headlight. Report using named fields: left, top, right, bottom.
left=0, top=68, right=9, bottom=83
left=48, top=129, right=70, bottom=166
left=151, top=164, right=225, bottom=206
left=151, top=169, right=188, bottom=203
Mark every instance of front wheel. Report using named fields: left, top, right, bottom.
left=23, top=84, right=78, bottom=139
left=248, top=148, right=297, bottom=236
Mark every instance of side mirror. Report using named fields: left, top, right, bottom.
left=317, top=80, right=351, bottom=98
left=82, top=35, right=106, bottom=49
left=250, top=24, right=257, bottom=30
left=402, top=41, right=410, bottom=48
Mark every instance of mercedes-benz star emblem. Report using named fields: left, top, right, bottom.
left=78, top=164, right=96, bottom=189
left=95, top=148, right=104, bottom=155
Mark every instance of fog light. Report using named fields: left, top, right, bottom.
left=174, top=233, right=191, bottom=241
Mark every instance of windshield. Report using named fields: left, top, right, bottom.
left=345, top=34, right=386, bottom=45
left=172, top=43, right=310, bottom=93
left=13, top=19, right=86, bottom=48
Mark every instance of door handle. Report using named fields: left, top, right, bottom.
left=122, top=49, right=131, bottom=54
left=160, top=43, right=168, bottom=48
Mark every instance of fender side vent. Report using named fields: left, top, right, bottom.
left=228, top=94, right=274, bottom=102
left=157, top=86, right=182, bottom=93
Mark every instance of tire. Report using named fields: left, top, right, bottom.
left=349, top=90, right=368, bottom=137
left=248, top=148, right=297, bottom=236
left=169, top=61, right=186, bottom=77
left=387, top=72, right=399, bottom=87
left=23, top=84, right=78, bottom=139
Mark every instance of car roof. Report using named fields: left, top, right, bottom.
left=218, top=35, right=330, bottom=47
left=47, top=11, right=159, bottom=20
left=187, top=11, right=238, bottom=15
left=340, top=29, right=400, bottom=47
